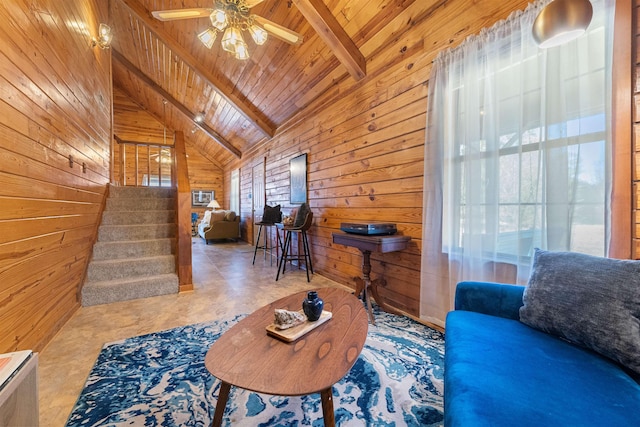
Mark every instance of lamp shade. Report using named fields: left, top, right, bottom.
left=532, top=0, right=593, bottom=48
left=207, top=200, right=221, bottom=209
left=198, top=28, right=217, bottom=49
left=249, top=24, right=268, bottom=45
left=235, top=40, right=250, bottom=60
left=221, top=26, right=244, bottom=53
left=210, top=9, right=227, bottom=31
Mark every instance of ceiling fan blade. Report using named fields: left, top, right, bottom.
left=151, top=8, right=213, bottom=21
left=253, top=16, right=303, bottom=45
left=244, top=0, right=266, bottom=7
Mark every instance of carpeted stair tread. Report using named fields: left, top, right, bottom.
left=108, top=185, right=176, bottom=199
left=101, top=210, right=176, bottom=225
left=92, top=238, right=175, bottom=260
left=98, top=223, right=176, bottom=241
left=87, top=255, right=176, bottom=282
left=106, top=198, right=176, bottom=211
left=81, top=274, right=179, bottom=307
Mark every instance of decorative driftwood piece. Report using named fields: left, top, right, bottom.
left=273, top=309, right=306, bottom=330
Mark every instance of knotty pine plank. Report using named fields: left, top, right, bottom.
left=0, top=214, right=99, bottom=245
left=0, top=226, right=94, bottom=273
left=0, top=171, right=102, bottom=204
left=0, top=197, right=99, bottom=221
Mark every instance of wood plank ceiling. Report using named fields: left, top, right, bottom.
left=109, top=0, right=412, bottom=166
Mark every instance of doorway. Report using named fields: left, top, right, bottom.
left=252, top=159, right=266, bottom=245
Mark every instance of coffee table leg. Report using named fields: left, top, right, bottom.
left=321, top=387, right=336, bottom=427
left=211, top=381, right=231, bottom=427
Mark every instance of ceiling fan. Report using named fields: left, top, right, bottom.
left=150, top=149, right=172, bottom=164
left=152, top=0, right=303, bottom=60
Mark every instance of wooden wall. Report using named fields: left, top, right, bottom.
left=228, top=0, right=635, bottom=319
left=185, top=139, right=225, bottom=220
left=634, top=0, right=640, bottom=258
left=227, top=0, right=530, bottom=317
left=0, top=1, right=111, bottom=353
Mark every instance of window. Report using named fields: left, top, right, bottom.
left=230, top=168, right=240, bottom=214
left=424, top=0, right=614, bottom=286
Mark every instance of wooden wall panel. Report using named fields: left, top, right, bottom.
left=0, top=0, right=111, bottom=353
left=229, top=0, right=635, bottom=317
left=634, top=0, right=640, bottom=258
left=228, top=0, right=536, bottom=316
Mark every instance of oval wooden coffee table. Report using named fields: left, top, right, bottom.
left=205, top=287, right=369, bottom=426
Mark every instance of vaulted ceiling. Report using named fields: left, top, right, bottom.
left=109, top=0, right=414, bottom=166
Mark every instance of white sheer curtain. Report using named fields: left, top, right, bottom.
left=230, top=168, right=240, bottom=213
left=420, top=0, right=614, bottom=325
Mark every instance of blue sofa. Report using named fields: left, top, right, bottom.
left=445, top=281, right=640, bottom=426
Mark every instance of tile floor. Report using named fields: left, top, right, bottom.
left=38, top=238, right=349, bottom=427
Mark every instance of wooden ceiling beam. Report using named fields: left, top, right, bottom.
left=293, top=0, right=366, bottom=81
left=117, top=0, right=276, bottom=138
left=113, top=49, right=242, bottom=159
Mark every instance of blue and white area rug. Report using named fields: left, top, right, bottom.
left=66, top=309, right=444, bottom=426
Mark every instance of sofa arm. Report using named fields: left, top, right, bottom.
left=454, top=281, right=524, bottom=320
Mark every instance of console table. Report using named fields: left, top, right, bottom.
left=332, top=232, right=411, bottom=324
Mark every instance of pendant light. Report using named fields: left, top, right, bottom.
left=532, top=0, right=593, bottom=48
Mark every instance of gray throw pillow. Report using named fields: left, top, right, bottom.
left=519, top=249, right=640, bottom=376
left=293, top=203, right=310, bottom=228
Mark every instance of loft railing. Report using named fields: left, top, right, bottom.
left=113, top=135, right=175, bottom=187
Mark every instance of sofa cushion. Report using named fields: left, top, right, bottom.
left=262, top=204, right=281, bottom=224
left=211, top=211, right=226, bottom=223
left=224, top=211, right=237, bottom=221
left=519, top=249, right=640, bottom=376
left=445, top=310, right=640, bottom=426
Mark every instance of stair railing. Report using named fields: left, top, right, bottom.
left=113, top=135, right=175, bottom=187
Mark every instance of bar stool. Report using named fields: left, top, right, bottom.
left=252, top=221, right=280, bottom=265
left=276, top=211, right=313, bottom=282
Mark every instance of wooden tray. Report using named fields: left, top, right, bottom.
left=266, top=310, right=332, bottom=342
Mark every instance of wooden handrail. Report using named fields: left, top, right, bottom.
left=173, top=131, right=193, bottom=291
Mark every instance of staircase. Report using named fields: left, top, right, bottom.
left=81, top=185, right=179, bottom=306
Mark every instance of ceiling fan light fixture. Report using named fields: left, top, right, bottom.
left=210, top=9, right=228, bottom=31
left=151, top=1, right=304, bottom=61
left=198, top=28, right=218, bottom=49
left=221, top=26, right=244, bottom=53
left=235, top=40, right=250, bottom=60
left=249, top=24, right=268, bottom=45
left=532, top=0, right=593, bottom=48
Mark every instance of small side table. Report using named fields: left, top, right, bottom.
left=332, top=232, right=411, bottom=324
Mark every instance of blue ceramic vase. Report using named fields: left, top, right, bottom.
left=302, top=291, right=324, bottom=321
